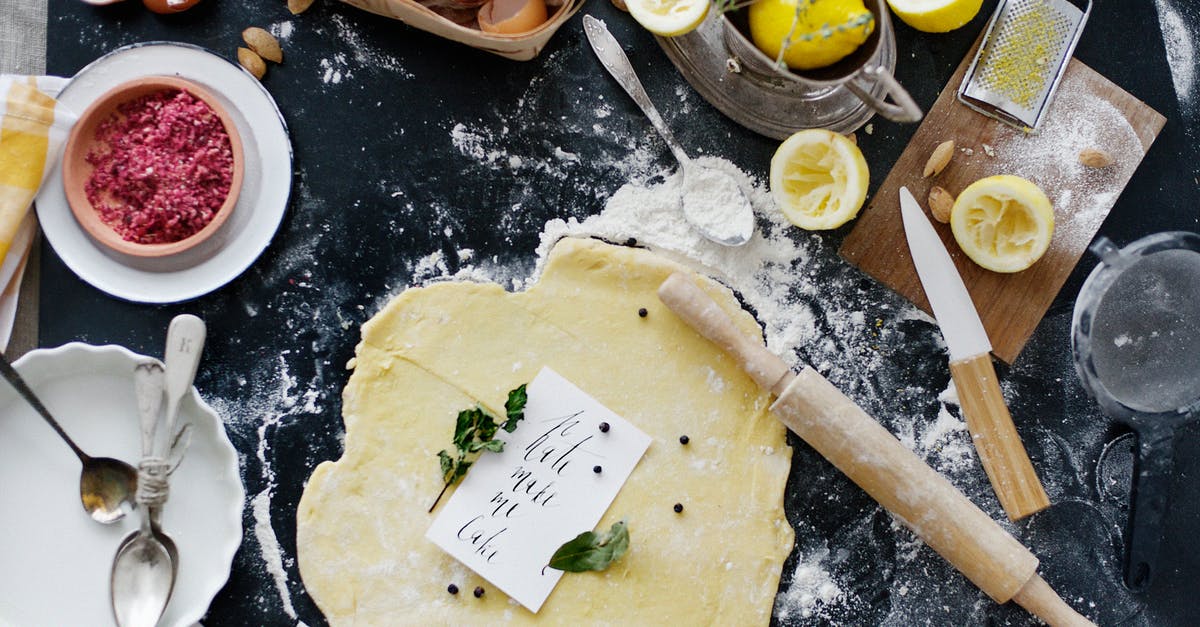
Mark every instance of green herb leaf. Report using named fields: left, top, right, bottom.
left=503, top=384, right=528, bottom=432
left=476, top=412, right=500, bottom=442
left=430, top=383, right=528, bottom=513
left=548, top=521, right=630, bottom=573
left=453, top=408, right=479, bottom=448
left=438, top=450, right=454, bottom=481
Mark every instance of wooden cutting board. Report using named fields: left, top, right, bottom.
left=840, top=44, right=1165, bottom=364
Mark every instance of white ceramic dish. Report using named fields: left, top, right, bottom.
left=36, top=41, right=292, bottom=303
left=0, top=343, right=244, bottom=627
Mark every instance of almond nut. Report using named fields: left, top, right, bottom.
left=928, top=186, right=955, bottom=223
left=923, top=140, right=955, bottom=177
left=1079, top=148, right=1114, bottom=168
left=288, top=0, right=315, bottom=14
left=238, top=47, right=267, bottom=80
left=243, top=27, right=283, bottom=64
left=610, top=0, right=628, bottom=11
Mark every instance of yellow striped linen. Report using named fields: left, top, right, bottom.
left=0, top=75, right=73, bottom=263
left=0, top=75, right=72, bottom=350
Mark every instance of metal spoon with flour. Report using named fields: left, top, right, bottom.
left=584, top=15, right=755, bottom=247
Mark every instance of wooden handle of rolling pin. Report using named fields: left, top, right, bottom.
left=950, top=354, right=1050, bottom=520
left=657, top=273, right=1093, bottom=627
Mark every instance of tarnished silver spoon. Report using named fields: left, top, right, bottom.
left=0, top=352, right=136, bottom=524
left=111, top=315, right=205, bottom=627
left=111, top=362, right=175, bottom=627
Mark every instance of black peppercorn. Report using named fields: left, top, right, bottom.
left=474, top=586, right=485, bottom=598
left=593, top=465, right=602, bottom=474
left=638, top=307, right=648, bottom=318
left=679, top=435, right=690, bottom=445
left=673, top=503, right=684, bottom=513
left=599, top=422, right=610, bottom=433
left=447, top=584, right=459, bottom=595
left=626, top=237, right=637, bottom=247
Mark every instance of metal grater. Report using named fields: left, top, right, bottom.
left=958, top=0, right=1092, bottom=131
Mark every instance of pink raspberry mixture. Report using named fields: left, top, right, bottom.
left=85, top=88, right=234, bottom=245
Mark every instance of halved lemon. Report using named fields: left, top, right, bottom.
left=769, top=129, right=869, bottom=230
left=886, top=0, right=983, bottom=33
left=626, top=0, right=709, bottom=37
left=950, top=175, right=1054, bottom=273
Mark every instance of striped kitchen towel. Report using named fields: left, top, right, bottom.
left=0, top=75, right=73, bottom=349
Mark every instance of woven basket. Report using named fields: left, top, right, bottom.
left=340, top=0, right=585, bottom=61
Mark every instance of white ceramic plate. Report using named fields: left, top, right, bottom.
left=0, top=343, right=244, bottom=627
left=36, top=42, right=292, bottom=303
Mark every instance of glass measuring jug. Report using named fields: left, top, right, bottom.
left=1071, top=231, right=1200, bottom=592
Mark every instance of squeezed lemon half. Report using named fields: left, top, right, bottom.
left=950, top=175, right=1054, bottom=273
left=626, top=0, right=710, bottom=36
left=749, top=0, right=875, bottom=70
left=886, top=0, right=983, bottom=33
left=769, top=129, right=869, bottom=230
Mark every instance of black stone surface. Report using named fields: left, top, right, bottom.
left=40, top=0, right=1200, bottom=625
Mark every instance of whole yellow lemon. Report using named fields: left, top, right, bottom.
left=748, top=0, right=875, bottom=71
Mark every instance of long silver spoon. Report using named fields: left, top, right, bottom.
left=584, top=15, right=755, bottom=247
left=111, top=362, right=176, bottom=627
left=0, top=352, right=137, bottom=523
left=111, top=314, right=206, bottom=627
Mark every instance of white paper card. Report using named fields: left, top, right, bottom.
left=426, top=367, right=651, bottom=612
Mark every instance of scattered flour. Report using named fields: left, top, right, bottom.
left=208, top=353, right=325, bottom=620
left=319, top=54, right=348, bottom=85
left=1155, top=0, right=1198, bottom=115
left=313, top=12, right=417, bottom=85
left=774, top=547, right=844, bottom=621
left=680, top=166, right=755, bottom=244
left=269, top=21, right=295, bottom=42
left=993, top=86, right=1145, bottom=250
left=252, top=490, right=297, bottom=618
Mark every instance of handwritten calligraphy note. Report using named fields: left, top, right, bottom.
left=425, top=367, right=651, bottom=612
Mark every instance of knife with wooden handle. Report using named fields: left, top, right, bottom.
left=899, top=186, right=1050, bottom=521
left=657, top=272, right=1091, bottom=627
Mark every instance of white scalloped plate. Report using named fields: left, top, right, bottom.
left=0, top=343, right=243, bottom=627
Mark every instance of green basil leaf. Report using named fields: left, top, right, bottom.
left=434, top=384, right=527, bottom=509
left=454, top=459, right=472, bottom=482
left=548, top=521, right=629, bottom=573
left=453, top=408, right=479, bottom=448
left=503, top=384, right=528, bottom=432
left=477, top=411, right=500, bottom=442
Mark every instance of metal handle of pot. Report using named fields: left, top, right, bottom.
left=845, top=65, right=923, bottom=123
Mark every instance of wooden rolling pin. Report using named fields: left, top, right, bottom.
left=658, top=273, right=1093, bottom=627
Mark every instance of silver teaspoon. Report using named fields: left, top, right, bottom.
left=0, top=352, right=137, bottom=523
left=111, top=362, right=175, bottom=627
left=112, top=315, right=205, bottom=627
left=583, top=15, right=754, bottom=247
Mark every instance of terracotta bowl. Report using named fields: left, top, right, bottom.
left=62, top=75, right=244, bottom=258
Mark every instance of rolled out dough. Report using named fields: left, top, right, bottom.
left=297, top=237, right=794, bottom=625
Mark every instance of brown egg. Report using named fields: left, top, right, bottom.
left=143, top=0, right=204, bottom=14
left=477, top=0, right=548, bottom=34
